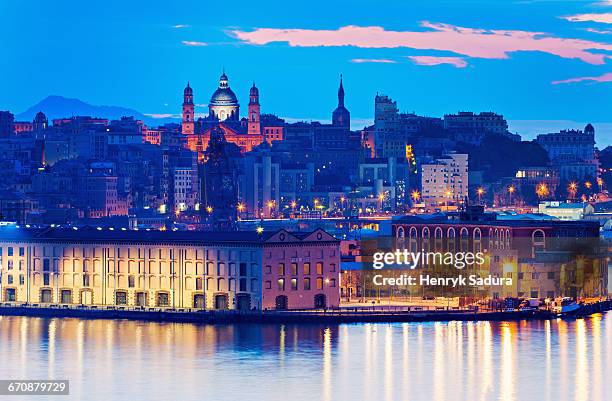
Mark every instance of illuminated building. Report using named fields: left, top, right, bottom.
left=0, top=227, right=340, bottom=310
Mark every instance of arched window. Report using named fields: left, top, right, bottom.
left=532, top=229, right=545, bottom=257
left=473, top=228, right=482, bottom=253
left=506, top=229, right=511, bottom=248
left=460, top=228, right=469, bottom=251
left=397, top=227, right=405, bottom=239
left=447, top=227, right=456, bottom=252
left=409, top=227, right=418, bottom=239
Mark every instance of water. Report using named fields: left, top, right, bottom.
left=0, top=314, right=610, bottom=401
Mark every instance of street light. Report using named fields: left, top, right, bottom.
left=507, top=186, right=515, bottom=206
left=476, top=187, right=484, bottom=204
left=568, top=182, right=577, bottom=200
left=536, top=183, right=549, bottom=199
left=444, top=189, right=453, bottom=211
left=266, top=200, right=275, bottom=217
left=411, top=190, right=420, bottom=204
left=206, top=206, right=213, bottom=214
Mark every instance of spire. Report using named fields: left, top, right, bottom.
left=338, top=73, right=345, bottom=107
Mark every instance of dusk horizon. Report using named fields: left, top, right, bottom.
left=2, top=0, right=611, bottom=144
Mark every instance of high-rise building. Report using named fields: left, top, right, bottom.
left=421, top=153, right=469, bottom=204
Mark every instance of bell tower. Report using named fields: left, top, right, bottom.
left=248, top=82, right=261, bottom=135
left=182, top=82, right=194, bottom=135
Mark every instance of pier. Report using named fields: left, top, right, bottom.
left=1, top=300, right=610, bottom=324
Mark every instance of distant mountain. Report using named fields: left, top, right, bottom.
left=16, top=95, right=179, bottom=126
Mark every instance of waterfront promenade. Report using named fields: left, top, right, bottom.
left=1, top=299, right=610, bottom=324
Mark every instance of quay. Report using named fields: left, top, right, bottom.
left=1, top=300, right=610, bottom=324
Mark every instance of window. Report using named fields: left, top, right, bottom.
left=518, top=272, right=524, bottom=280
left=239, top=263, right=247, bottom=277
left=115, top=291, right=127, bottom=305
left=547, top=272, right=555, bottom=279
left=304, top=278, right=311, bottom=290
left=303, top=263, right=311, bottom=275
left=196, top=277, right=203, bottom=291
left=291, top=278, right=298, bottom=290
left=19, top=247, right=24, bottom=256
left=291, top=263, right=298, bottom=276
left=7, top=260, right=13, bottom=270
left=157, top=292, right=169, bottom=307
left=239, top=278, right=247, bottom=292
left=330, top=278, right=336, bottom=287
left=277, top=278, right=285, bottom=291
left=278, top=263, right=285, bottom=275
left=265, top=281, right=272, bottom=289
left=316, top=262, right=323, bottom=275
left=128, top=276, right=135, bottom=288
left=43, top=273, right=50, bottom=286
left=265, top=265, right=272, bottom=274
left=7, top=275, right=13, bottom=284
left=316, top=277, right=323, bottom=290
left=83, top=274, right=90, bottom=287
left=43, top=259, right=50, bottom=271
left=7, top=247, right=13, bottom=256
left=330, top=263, right=336, bottom=272
left=19, top=275, right=24, bottom=285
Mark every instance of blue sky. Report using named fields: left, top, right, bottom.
left=1, top=0, right=611, bottom=144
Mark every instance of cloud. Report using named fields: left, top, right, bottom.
left=350, top=58, right=397, bottom=63
left=144, top=113, right=180, bottom=119
left=173, top=24, right=190, bottom=29
left=408, top=55, right=468, bottom=68
left=181, top=40, right=207, bottom=47
left=562, top=13, right=612, bottom=24
left=586, top=27, right=612, bottom=34
left=232, top=23, right=612, bottom=65
left=551, top=72, right=612, bottom=84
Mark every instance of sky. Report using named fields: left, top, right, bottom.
left=0, top=0, right=611, bottom=144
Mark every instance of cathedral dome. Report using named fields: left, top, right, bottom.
left=209, top=71, right=240, bottom=121
left=210, top=72, right=238, bottom=105
left=210, top=87, right=238, bottom=105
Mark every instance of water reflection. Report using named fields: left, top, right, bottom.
left=0, top=314, right=610, bottom=401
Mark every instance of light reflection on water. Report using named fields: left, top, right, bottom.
left=0, top=313, right=611, bottom=401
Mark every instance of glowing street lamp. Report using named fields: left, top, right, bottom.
left=568, top=182, right=577, bottom=200
left=507, top=186, right=515, bottom=205
left=256, top=226, right=264, bottom=234
left=597, top=177, right=603, bottom=191
left=206, top=206, right=213, bottom=214
left=411, top=190, right=420, bottom=203
left=476, top=187, right=484, bottom=204
left=267, top=200, right=275, bottom=217
left=585, top=181, right=592, bottom=190
left=536, top=183, right=549, bottom=199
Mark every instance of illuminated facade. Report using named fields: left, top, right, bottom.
left=0, top=227, right=340, bottom=310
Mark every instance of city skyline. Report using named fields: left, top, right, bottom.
left=1, top=0, right=611, bottom=144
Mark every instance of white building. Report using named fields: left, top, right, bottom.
left=538, top=201, right=594, bottom=221
left=421, top=153, right=468, bottom=205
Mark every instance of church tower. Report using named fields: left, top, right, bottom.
left=182, top=82, right=194, bottom=135
left=248, top=82, right=261, bottom=135
left=332, top=74, right=350, bottom=130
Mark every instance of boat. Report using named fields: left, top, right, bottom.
left=553, top=297, right=582, bottom=316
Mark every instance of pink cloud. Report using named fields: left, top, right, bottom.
left=231, top=23, right=612, bottom=65
left=586, top=27, right=612, bottom=34
left=562, top=13, right=612, bottom=24
left=181, top=40, right=207, bottom=46
left=552, top=72, right=612, bottom=84
left=351, top=58, right=397, bottom=63
left=408, top=55, right=467, bottom=68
